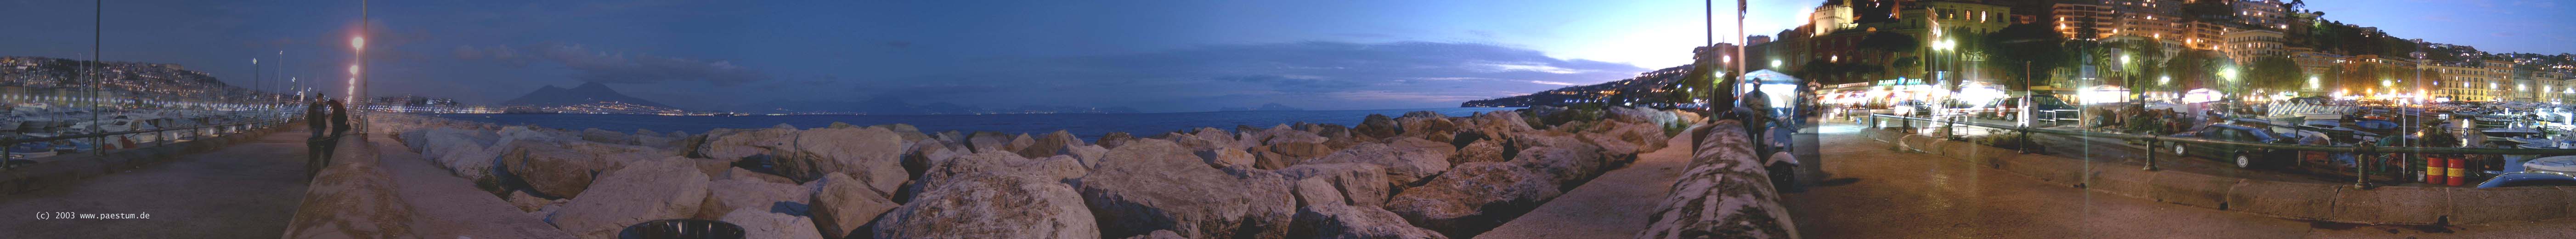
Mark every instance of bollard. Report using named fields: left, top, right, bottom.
left=2425, top=156, right=2445, bottom=184
left=2352, top=144, right=2373, bottom=189
left=2446, top=157, right=2466, bottom=186
left=2143, top=138, right=2158, bottom=171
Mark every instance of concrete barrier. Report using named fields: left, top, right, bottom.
left=1936, top=140, right=1981, bottom=160
left=2225, top=179, right=2341, bottom=220
left=2084, top=166, right=2157, bottom=199
left=2146, top=171, right=2240, bottom=209
left=1899, top=134, right=1938, bottom=154
left=1995, top=150, right=2085, bottom=185
left=282, top=134, right=421, bottom=239
left=1863, top=128, right=1898, bottom=142
left=2326, top=186, right=2452, bottom=225
left=2445, top=186, right=2571, bottom=223
left=1966, top=145, right=2013, bottom=167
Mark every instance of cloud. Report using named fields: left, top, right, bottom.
left=1482, top=63, right=1589, bottom=74
left=453, top=45, right=485, bottom=59
left=851, top=41, right=1643, bottom=111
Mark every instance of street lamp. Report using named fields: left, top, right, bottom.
left=2221, top=67, right=2237, bottom=81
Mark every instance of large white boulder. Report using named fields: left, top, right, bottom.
left=1452, top=139, right=1507, bottom=165
left=776, top=127, right=907, bottom=195
left=1273, top=163, right=1389, bottom=207
left=870, top=174, right=1099, bottom=239
left=811, top=173, right=900, bottom=239
left=1195, top=147, right=1257, bottom=169
left=694, top=178, right=811, bottom=220
left=965, top=131, right=1014, bottom=154
left=695, top=128, right=797, bottom=161
left=1298, top=138, right=1454, bottom=188
left=904, top=151, right=1087, bottom=202
left=1382, top=162, right=1565, bottom=239
left=1395, top=112, right=1460, bottom=143
left=1291, top=204, right=1450, bottom=239
left=717, top=208, right=824, bottom=239
left=1076, top=139, right=1295, bottom=239
left=1016, top=130, right=1082, bottom=159
left=502, top=140, right=651, bottom=198
left=548, top=158, right=712, bottom=239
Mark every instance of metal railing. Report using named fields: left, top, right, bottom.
left=1865, top=113, right=2576, bottom=188
left=4, top=114, right=302, bottom=164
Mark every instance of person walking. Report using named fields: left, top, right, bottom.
left=328, top=99, right=350, bottom=135
left=304, top=95, right=330, bottom=180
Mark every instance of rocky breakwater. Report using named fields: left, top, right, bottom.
left=371, top=105, right=1698, bottom=239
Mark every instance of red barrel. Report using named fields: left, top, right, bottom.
left=2446, top=157, right=2467, bottom=186
left=2426, top=157, right=2445, bottom=184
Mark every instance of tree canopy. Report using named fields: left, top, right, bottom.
left=1984, top=23, right=2070, bottom=91
left=2249, top=56, right=2306, bottom=94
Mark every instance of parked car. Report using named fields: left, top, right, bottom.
left=2475, top=171, right=2576, bottom=188
left=1891, top=100, right=1932, bottom=116
left=2167, top=124, right=2295, bottom=169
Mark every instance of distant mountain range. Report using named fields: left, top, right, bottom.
left=500, top=82, right=676, bottom=109
left=1219, top=103, right=1304, bottom=112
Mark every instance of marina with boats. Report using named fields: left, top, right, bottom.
left=4, top=102, right=292, bottom=161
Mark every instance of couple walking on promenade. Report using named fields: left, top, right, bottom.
left=304, top=95, right=352, bottom=180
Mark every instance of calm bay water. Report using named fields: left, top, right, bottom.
left=424, top=108, right=1521, bottom=141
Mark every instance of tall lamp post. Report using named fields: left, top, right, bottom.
left=253, top=57, right=260, bottom=120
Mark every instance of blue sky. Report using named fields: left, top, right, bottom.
left=2305, top=0, right=2576, bottom=54
left=0, top=0, right=2560, bottom=112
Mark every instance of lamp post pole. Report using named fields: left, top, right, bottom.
left=253, top=57, right=260, bottom=121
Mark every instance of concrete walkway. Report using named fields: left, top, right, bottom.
left=364, top=134, right=574, bottom=238
left=0, top=127, right=315, bottom=238
left=1786, top=124, right=2576, bottom=238
left=1479, top=129, right=1698, bottom=239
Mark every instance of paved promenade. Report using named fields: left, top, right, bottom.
left=1480, top=127, right=1697, bottom=239
left=1787, top=124, right=2576, bottom=238
left=363, top=135, right=573, bottom=238
left=0, top=127, right=314, bottom=238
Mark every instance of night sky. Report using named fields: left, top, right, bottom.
left=0, top=0, right=2564, bottom=112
